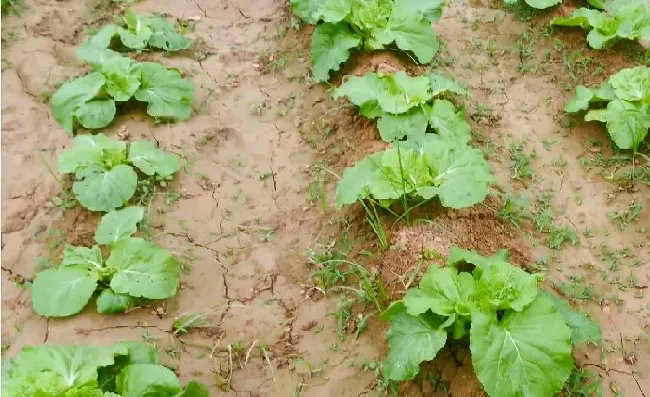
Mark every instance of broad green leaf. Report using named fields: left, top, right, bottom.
left=289, top=0, right=325, bottom=24
left=57, top=133, right=127, bottom=174
left=334, top=73, right=383, bottom=107
left=419, top=139, right=495, bottom=208
left=376, top=106, right=428, bottom=142
left=371, top=9, right=438, bottom=63
left=551, top=8, right=608, bottom=29
left=96, top=288, right=133, bottom=314
left=86, top=25, right=120, bottom=49
left=595, top=82, right=617, bottom=101
left=107, top=237, right=179, bottom=299
left=403, top=265, right=475, bottom=317
left=310, top=23, right=361, bottom=83
left=133, top=62, right=194, bottom=121
left=313, top=0, right=351, bottom=22
left=73, top=164, right=138, bottom=212
left=61, top=245, right=104, bottom=272
left=376, top=72, right=432, bottom=113
left=116, top=364, right=181, bottom=397
left=32, top=267, right=98, bottom=317
left=427, top=99, right=471, bottom=143
left=564, top=85, right=594, bottom=113
left=174, top=381, right=210, bottom=397
left=96, top=342, right=158, bottom=392
left=51, top=72, right=106, bottom=134
left=74, top=100, right=116, bottom=130
left=101, top=56, right=141, bottom=102
left=470, top=295, right=573, bottom=397
left=394, top=0, right=446, bottom=22
left=382, top=311, right=447, bottom=381
left=346, top=0, right=392, bottom=31
left=76, top=44, right=122, bottom=68
left=369, top=146, right=433, bottom=201
left=608, top=66, right=650, bottom=102
left=128, top=141, right=181, bottom=177
left=3, top=344, right=127, bottom=396
left=148, top=16, right=191, bottom=51
left=335, top=153, right=381, bottom=208
left=586, top=28, right=619, bottom=49
left=117, top=9, right=153, bottom=50
left=474, top=260, right=539, bottom=312
left=95, top=206, right=145, bottom=245
left=602, top=99, right=650, bottom=150
left=429, top=73, right=470, bottom=97
left=541, top=292, right=602, bottom=345
left=584, top=108, right=608, bottom=123
left=523, top=0, right=560, bottom=10
left=447, top=247, right=510, bottom=271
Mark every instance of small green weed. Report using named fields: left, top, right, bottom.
left=608, top=202, right=643, bottom=230
left=510, top=141, right=534, bottom=179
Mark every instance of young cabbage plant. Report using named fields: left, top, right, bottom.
left=289, top=0, right=445, bottom=82
left=381, top=247, right=602, bottom=397
left=57, top=134, right=180, bottom=212
left=564, top=66, right=650, bottom=152
left=31, top=206, right=181, bottom=317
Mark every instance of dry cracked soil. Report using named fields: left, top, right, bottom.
left=1, top=0, right=649, bottom=396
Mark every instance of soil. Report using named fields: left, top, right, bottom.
left=1, top=0, right=649, bottom=397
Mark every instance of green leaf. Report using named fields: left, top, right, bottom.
left=95, top=206, right=145, bottom=245
left=382, top=311, right=448, bottom=381
left=32, top=267, right=98, bottom=317
left=564, top=85, right=595, bottom=113
left=334, top=73, right=383, bottom=107
left=418, top=138, right=495, bottom=208
left=541, top=292, right=602, bottom=345
left=85, top=24, right=120, bottom=49
left=470, top=295, right=573, bottom=397
left=523, top=0, right=560, bottom=10
left=371, top=8, right=439, bottom=63
left=57, top=134, right=127, bottom=174
left=51, top=72, right=107, bottom=134
left=148, top=16, right=192, bottom=51
left=395, top=0, right=446, bottom=22
left=347, top=0, right=392, bottom=31
left=403, top=265, right=475, bottom=317
left=117, top=9, right=153, bottom=50
left=429, top=73, right=470, bottom=97
left=101, top=56, right=141, bottom=102
left=313, top=0, right=351, bottom=22
left=551, top=8, right=608, bottom=29
left=128, top=141, right=181, bottom=178
left=474, top=259, right=539, bottom=312
left=427, top=99, right=471, bottom=143
left=61, top=245, right=104, bottom=272
left=369, top=145, right=433, bottom=201
left=3, top=344, right=127, bottom=396
left=73, top=164, right=138, bottom=212
left=74, top=100, right=116, bottom=130
left=608, top=65, right=650, bottom=102
left=447, top=246, right=510, bottom=271
left=107, top=237, right=179, bottom=299
left=76, top=44, right=122, bottom=68
left=376, top=106, right=428, bottom=142
left=601, top=99, right=650, bottom=150
left=289, top=0, right=325, bottom=24
left=335, top=153, right=381, bottom=208
left=310, top=23, right=361, bottom=83
left=133, top=62, right=194, bottom=121
left=116, top=364, right=181, bottom=397
left=96, top=288, right=133, bottom=314
left=174, top=381, right=210, bottom=397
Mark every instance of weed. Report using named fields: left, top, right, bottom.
left=549, top=225, right=578, bottom=250
left=496, top=189, right=530, bottom=228
left=563, top=367, right=603, bottom=397
left=608, top=202, right=643, bottom=230
left=510, top=141, right=534, bottom=179
left=172, top=311, right=209, bottom=335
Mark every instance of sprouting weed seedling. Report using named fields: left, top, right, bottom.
left=608, top=202, right=643, bottom=230
left=563, top=367, right=603, bottom=397
left=172, top=311, right=209, bottom=335
left=510, top=141, right=534, bottom=179
left=549, top=225, right=579, bottom=250
left=496, top=189, right=530, bottom=228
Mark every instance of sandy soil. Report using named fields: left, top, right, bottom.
left=1, top=0, right=648, bottom=396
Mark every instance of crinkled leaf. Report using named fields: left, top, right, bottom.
left=101, top=56, right=141, bottom=101
left=61, top=245, right=104, bottom=272
left=148, top=16, right=191, bottom=51
left=289, top=0, right=325, bottom=24
left=542, top=292, right=602, bottom=345
left=403, top=265, right=475, bottom=317
left=347, top=0, right=392, bottom=31
left=564, top=85, right=595, bottom=113
left=474, top=260, right=539, bottom=312
left=427, top=99, right=471, bottom=143
left=74, top=100, right=116, bottom=130
left=369, top=146, right=433, bottom=201
left=95, top=206, right=145, bottom=245
left=57, top=133, right=127, bottom=174
left=133, top=62, right=194, bottom=121
left=73, top=164, right=138, bottom=212
left=371, top=8, right=438, bottom=63
left=429, top=73, right=470, bottom=97
left=116, top=364, right=181, bottom=397
left=376, top=106, right=428, bottom=142
left=51, top=72, right=107, bottom=134
left=128, top=141, right=181, bottom=177
left=608, top=65, right=650, bottom=102
left=310, top=23, right=361, bottom=83
left=382, top=311, right=447, bottom=381
left=117, top=9, right=153, bottom=50
left=470, top=295, right=573, bottom=397
left=107, top=237, right=179, bottom=299
left=313, top=0, right=351, bottom=22
left=96, top=288, right=133, bottom=314
left=32, top=267, right=98, bottom=317
left=602, top=99, right=650, bottom=150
